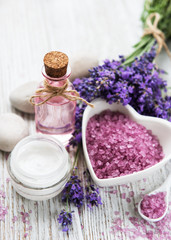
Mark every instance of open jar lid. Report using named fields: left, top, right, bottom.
left=9, top=134, right=70, bottom=188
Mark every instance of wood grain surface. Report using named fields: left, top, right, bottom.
left=0, top=0, right=171, bottom=239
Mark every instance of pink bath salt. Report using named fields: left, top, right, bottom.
left=129, top=191, right=134, bottom=197
left=6, top=178, right=10, bottom=183
left=113, top=189, right=118, bottom=194
left=140, top=192, right=166, bottom=219
left=20, top=211, right=30, bottom=224
left=86, top=110, right=164, bottom=179
left=111, top=203, right=171, bottom=240
left=114, top=211, right=120, bottom=215
left=126, top=198, right=131, bottom=203
left=12, top=216, right=18, bottom=223
left=2, top=192, right=6, bottom=199
left=0, top=190, right=6, bottom=199
left=0, top=188, right=8, bottom=222
left=121, top=193, right=126, bottom=199
left=106, top=189, right=118, bottom=194
left=24, top=233, right=28, bottom=238
left=0, top=205, right=8, bottom=221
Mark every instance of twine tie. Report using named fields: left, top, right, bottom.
left=143, top=12, right=171, bottom=58
left=30, top=79, right=94, bottom=108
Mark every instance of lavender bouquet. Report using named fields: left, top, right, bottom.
left=71, top=0, right=171, bottom=146
left=58, top=0, right=171, bottom=232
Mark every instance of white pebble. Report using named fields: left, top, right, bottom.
left=69, top=53, right=99, bottom=81
left=10, top=81, right=38, bottom=114
left=0, top=113, right=29, bottom=152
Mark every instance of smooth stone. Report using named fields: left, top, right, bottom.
left=0, top=113, right=29, bottom=152
left=10, top=81, right=38, bottom=114
left=69, top=54, right=99, bottom=81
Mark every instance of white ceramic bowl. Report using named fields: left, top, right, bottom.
left=82, top=98, right=171, bottom=187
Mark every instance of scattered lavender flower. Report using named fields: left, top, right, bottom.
left=70, top=46, right=171, bottom=146
left=84, top=170, right=102, bottom=209
left=57, top=210, right=73, bottom=232
left=85, top=185, right=102, bottom=209
left=58, top=168, right=102, bottom=231
left=61, top=175, right=84, bottom=208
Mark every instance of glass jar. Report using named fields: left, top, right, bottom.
left=35, top=66, right=76, bottom=146
left=7, top=134, right=71, bottom=201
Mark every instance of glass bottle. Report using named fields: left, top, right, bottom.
left=34, top=51, right=76, bottom=146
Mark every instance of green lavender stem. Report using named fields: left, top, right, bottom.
left=71, top=144, right=80, bottom=173
left=124, top=0, right=171, bottom=66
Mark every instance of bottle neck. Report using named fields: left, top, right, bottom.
left=45, top=78, right=67, bottom=87
left=41, top=65, right=71, bottom=87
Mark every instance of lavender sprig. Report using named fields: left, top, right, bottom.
left=61, top=174, right=84, bottom=208
left=57, top=209, right=73, bottom=232
left=58, top=146, right=84, bottom=232
left=84, top=170, right=102, bottom=209
left=61, top=146, right=84, bottom=208
left=85, top=185, right=102, bottom=209
left=58, top=148, right=102, bottom=232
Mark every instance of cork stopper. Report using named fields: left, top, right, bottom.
left=43, top=51, right=69, bottom=78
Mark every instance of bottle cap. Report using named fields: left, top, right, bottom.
left=43, top=51, right=69, bottom=78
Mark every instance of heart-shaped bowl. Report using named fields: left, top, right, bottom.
left=82, top=98, right=171, bottom=187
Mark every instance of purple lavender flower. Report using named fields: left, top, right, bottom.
left=71, top=46, right=171, bottom=146
left=57, top=210, right=73, bottom=232
left=85, top=185, right=102, bottom=209
left=84, top=170, right=102, bottom=209
left=61, top=175, right=84, bottom=208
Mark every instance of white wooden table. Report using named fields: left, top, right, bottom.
left=0, top=0, right=171, bottom=239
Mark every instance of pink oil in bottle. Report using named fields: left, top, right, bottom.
left=34, top=55, right=76, bottom=146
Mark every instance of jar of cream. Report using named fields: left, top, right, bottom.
left=7, top=134, right=71, bottom=201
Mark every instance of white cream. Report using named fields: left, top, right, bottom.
left=11, top=140, right=68, bottom=188
left=8, top=135, right=71, bottom=200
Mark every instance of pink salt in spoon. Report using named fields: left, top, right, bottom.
left=138, top=161, right=171, bottom=222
